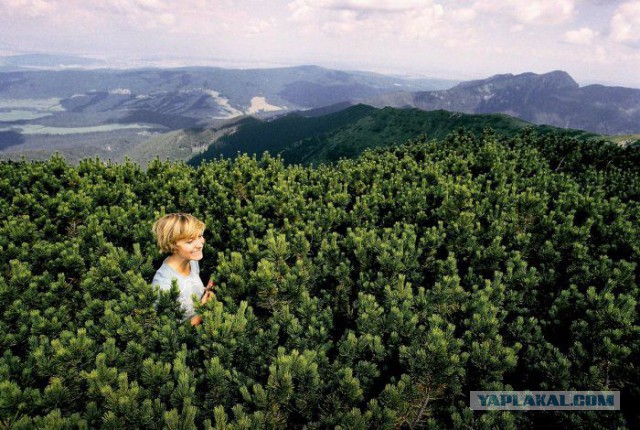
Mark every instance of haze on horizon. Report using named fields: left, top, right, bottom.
left=1, top=0, right=639, bottom=88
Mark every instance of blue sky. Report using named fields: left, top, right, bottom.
left=1, top=0, right=639, bottom=87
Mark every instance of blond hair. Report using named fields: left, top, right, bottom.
left=152, top=213, right=205, bottom=254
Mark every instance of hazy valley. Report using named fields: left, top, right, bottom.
left=0, top=59, right=454, bottom=163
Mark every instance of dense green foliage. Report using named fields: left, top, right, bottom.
left=1, top=129, right=638, bottom=429
left=189, top=105, right=604, bottom=168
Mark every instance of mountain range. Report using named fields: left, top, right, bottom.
left=0, top=59, right=639, bottom=164
left=0, top=64, right=452, bottom=118
left=366, top=70, right=640, bottom=135
left=0, top=63, right=454, bottom=162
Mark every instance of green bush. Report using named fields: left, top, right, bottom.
left=0, top=130, right=637, bottom=428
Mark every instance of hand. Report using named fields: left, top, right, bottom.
left=190, top=315, right=203, bottom=326
left=200, top=279, right=215, bottom=304
left=200, top=290, right=213, bottom=304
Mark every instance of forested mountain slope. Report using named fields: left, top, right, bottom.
left=189, top=104, right=604, bottom=167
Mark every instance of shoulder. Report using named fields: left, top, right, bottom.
left=152, top=261, right=175, bottom=290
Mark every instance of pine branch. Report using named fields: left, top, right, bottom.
left=409, top=387, right=431, bottom=430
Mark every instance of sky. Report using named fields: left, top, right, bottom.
left=1, top=0, right=639, bottom=88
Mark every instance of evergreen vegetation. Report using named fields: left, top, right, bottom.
left=189, top=105, right=604, bottom=168
left=1, top=129, right=638, bottom=428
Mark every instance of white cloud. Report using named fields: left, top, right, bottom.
left=288, top=0, right=445, bottom=20
left=1, top=0, right=56, bottom=17
left=288, top=0, right=448, bottom=40
left=564, top=27, right=598, bottom=44
left=473, top=0, right=576, bottom=25
left=2, top=0, right=640, bottom=88
left=400, top=6, right=446, bottom=40
left=246, top=18, right=276, bottom=35
left=1, top=0, right=234, bottom=28
left=610, top=1, right=640, bottom=43
left=302, top=0, right=440, bottom=13
left=158, top=12, right=175, bottom=26
left=94, top=0, right=177, bottom=28
left=450, top=7, right=477, bottom=23
left=137, top=0, right=164, bottom=9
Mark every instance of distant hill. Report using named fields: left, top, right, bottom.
left=366, top=71, right=640, bottom=135
left=0, top=65, right=455, bottom=119
left=609, top=134, right=640, bottom=148
left=188, top=104, right=604, bottom=167
left=0, top=54, right=106, bottom=71
left=3, top=65, right=637, bottom=164
left=0, top=65, right=455, bottom=163
left=124, top=118, right=249, bottom=167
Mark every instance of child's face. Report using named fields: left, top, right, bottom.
left=173, top=233, right=205, bottom=261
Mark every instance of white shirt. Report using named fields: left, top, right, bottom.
left=152, top=259, right=205, bottom=320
